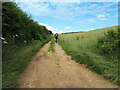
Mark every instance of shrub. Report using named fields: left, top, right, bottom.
left=97, top=30, right=119, bottom=57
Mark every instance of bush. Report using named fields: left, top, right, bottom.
left=97, top=30, right=119, bottom=57
left=2, top=2, right=52, bottom=46
left=96, top=28, right=120, bottom=85
left=2, top=2, right=52, bottom=88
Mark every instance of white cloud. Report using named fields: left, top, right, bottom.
left=16, top=2, right=117, bottom=21
left=86, top=29, right=92, bottom=31
left=56, top=30, right=64, bottom=34
left=99, top=18, right=108, bottom=21
left=90, top=28, right=94, bottom=30
left=14, top=0, right=119, bottom=2
left=66, top=31, right=71, bottom=32
left=97, top=15, right=108, bottom=21
left=97, top=15, right=105, bottom=18
left=39, top=23, right=57, bottom=34
left=65, top=26, right=71, bottom=29
left=15, top=1, right=118, bottom=33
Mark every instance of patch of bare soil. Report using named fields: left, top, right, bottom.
left=19, top=42, right=118, bottom=88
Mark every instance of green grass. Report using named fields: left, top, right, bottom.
left=48, top=39, right=55, bottom=53
left=2, top=40, right=50, bottom=88
left=58, top=26, right=119, bottom=85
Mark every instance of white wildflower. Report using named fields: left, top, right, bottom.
left=0, top=37, right=5, bottom=40
left=15, top=34, right=18, bottom=37
left=13, top=35, right=15, bottom=38
left=24, top=41, right=26, bottom=43
left=3, top=41, right=7, bottom=44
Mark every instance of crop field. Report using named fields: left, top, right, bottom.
left=58, top=26, right=119, bottom=85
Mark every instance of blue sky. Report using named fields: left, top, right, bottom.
left=15, top=1, right=118, bottom=33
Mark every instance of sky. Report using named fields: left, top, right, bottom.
left=14, top=0, right=118, bottom=34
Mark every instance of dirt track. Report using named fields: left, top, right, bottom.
left=19, top=42, right=118, bottom=88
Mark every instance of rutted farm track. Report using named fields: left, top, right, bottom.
left=19, top=42, right=118, bottom=88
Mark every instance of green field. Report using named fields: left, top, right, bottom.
left=58, top=26, right=119, bottom=85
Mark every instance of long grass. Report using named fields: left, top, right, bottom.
left=2, top=40, right=50, bottom=88
left=48, top=39, right=55, bottom=53
left=58, top=26, right=119, bottom=85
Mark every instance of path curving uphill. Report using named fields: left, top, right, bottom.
left=19, top=42, right=118, bottom=88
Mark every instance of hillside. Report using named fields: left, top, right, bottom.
left=2, top=2, right=52, bottom=88
left=58, top=25, right=120, bottom=85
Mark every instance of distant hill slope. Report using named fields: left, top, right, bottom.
left=58, top=25, right=119, bottom=85
left=62, top=25, right=118, bottom=34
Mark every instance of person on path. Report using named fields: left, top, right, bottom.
left=54, top=33, right=58, bottom=43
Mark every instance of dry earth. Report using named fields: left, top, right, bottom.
left=19, top=42, right=118, bottom=88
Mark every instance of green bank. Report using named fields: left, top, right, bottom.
left=58, top=26, right=120, bottom=85
left=2, top=2, right=52, bottom=88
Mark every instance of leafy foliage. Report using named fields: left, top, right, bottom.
left=2, top=2, right=52, bottom=88
left=2, top=2, right=52, bottom=46
left=97, top=30, right=120, bottom=56
left=96, top=28, right=120, bottom=85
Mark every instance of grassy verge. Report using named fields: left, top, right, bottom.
left=58, top=26, right=119, bottom=85
left=2, top=40, right=49, bottom=88
left=48, top=39, right=55, bottom=53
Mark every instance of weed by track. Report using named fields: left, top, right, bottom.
left=48, top=39, right=55, bottom=53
